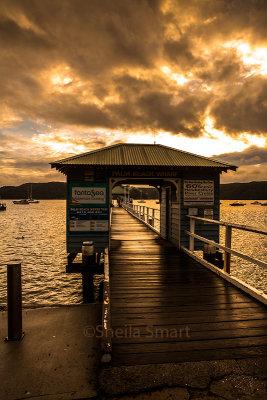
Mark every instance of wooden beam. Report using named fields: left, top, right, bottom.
left=187, top=216, right=267, bottom=235
left=185, top=230, right=267, bottom=269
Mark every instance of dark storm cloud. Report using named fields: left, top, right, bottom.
left=106, top=74, right=212, bottom=136
left=169, top=0, right=267, bottom=44
left=36, top=96, right=113, bottom=128
left=163, top=37, right=196, bottom=68
left=136, top=91, right=207, bottom=135
left=197, top=51, right=243, bottom=83
left=0, top=17, right=52, bottom=49
left=0, top=0, right=267, bottom=140
left=0, top=0, right=169, bottom=132
left=211, top=76, right=267, bottom=134
left=6, top=0, right=163, bottom=76
left=217, top=145, right=267, bottom=183
left=215, top=146, right=267, bottom=166
left=220, top=163, right=267, bottom=183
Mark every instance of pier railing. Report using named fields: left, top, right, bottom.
left=182, top=216, right=267, bottom=304
left=101, top=247, right=112, bottom=363
left=122, top=202, right=160, bottom=232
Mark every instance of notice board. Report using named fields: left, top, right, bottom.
left=184, top=180, right=214, bottom=205
left=68, top=183, right=109, bottom=234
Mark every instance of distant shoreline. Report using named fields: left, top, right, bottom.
left=0, top=181, right=266, bottom=200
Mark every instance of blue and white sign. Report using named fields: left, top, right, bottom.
left=68, top=183, right=109, bottom=233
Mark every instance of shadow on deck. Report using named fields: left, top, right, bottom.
left=110, top=208, right=267, bottom=366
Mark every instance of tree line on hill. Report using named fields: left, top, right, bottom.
left=0, top=181, right=266, bottom=200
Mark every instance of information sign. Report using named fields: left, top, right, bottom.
left=68, top=183, right=109, bottom=233
left=184, top=180, right=214, bottom=205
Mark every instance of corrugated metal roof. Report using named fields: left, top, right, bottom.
left=51, top=143, right=237, bottom=171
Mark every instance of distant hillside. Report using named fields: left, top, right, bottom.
left=220, top=181, right=267, bottom=200
left=0, top=181, right=266, bottom=200
left=0, top=182, right=67, bottom=199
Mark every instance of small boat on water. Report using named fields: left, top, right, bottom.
left=13, top=199, right=30, bottom=204
left=251, top=201, right=261, bottom=205
left=230, top=202, right=246, bottom=206
left=0, top=202, right=6, bottom=211
left=261, top=202, right=267, bottom=206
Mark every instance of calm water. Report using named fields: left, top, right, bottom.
left=0, top=200, right=82, bottom=308
left=219, top=201, right=266, bottom=293
left=0, top=199, right=266, bottom=308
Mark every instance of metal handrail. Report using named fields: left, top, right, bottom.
left=123, top=202, right=160, bottom=232
left=184, top=215, right=267, bottom=273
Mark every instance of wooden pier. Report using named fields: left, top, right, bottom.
left=110, top=208, right=267, bottom=366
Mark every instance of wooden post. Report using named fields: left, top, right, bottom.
left=148, top=207, right=152, bottom=226
left=7, top=264, right=23, bottom=341
left=82, top=241, right=95, bottom=303
left=152, top=208, right=155, bottom=227
left=96, top=252, right=101, bottom=266
left=189, top=218, right=195, bottom=251
left=224, top=226, right=232, bottom=274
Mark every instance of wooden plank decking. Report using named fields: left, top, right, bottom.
left=110, top=208, right=267, bottom=366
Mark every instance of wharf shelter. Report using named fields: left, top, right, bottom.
left=51, top=143, right=236, bottom=255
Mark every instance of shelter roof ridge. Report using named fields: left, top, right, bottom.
left=51, top=143, right=237, bottom=170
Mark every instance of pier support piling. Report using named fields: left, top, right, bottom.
left=82, top=242, right=95, bottom=303
left=6, top=263, right=23, bottom=341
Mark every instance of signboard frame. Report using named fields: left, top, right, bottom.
left=184, top=180, right=214, bottom=206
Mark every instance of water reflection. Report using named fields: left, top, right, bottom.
left=0, top=200, right=82, bottom=307
left=0, top=199, right=266, bottom=308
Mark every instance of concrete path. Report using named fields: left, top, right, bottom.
left=0, top=305, right=101, bottom=400
left=100, top=358, right=267, bottom=399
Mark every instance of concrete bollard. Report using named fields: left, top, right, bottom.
left=6, top=264, right=23, bottom=341
left=82, top=241, right=95, bottom=266
left=82, top=242, right=95, bottom=303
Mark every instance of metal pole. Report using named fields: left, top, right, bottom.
left=7, top=264, right=23, bottom=341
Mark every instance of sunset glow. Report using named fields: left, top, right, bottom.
left=161, top=66, right=189, bottom=86
left=0, top=0, right=266, bottom=185
left=235, top=42, right=267, bottom=76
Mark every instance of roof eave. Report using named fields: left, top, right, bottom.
left=51, top=162, right=237, bottom=174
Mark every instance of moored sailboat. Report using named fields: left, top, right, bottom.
left=27, top=184, right=39, bottom=203
left=13, top=199, right=29, bottom=204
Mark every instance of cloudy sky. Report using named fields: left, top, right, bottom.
left=0, top=0, right=266, bottom=186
